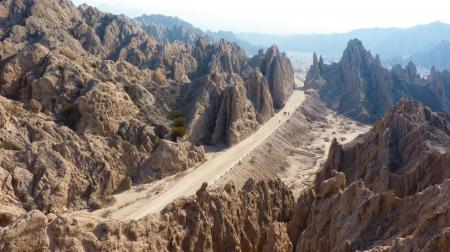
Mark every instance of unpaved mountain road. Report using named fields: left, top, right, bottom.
left=92, top=88, right=305, bottom=220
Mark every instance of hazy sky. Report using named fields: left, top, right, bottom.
left=71, top=0, right=450, bottom=34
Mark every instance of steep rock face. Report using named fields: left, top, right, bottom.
left=428, top=66, right=450, bottom=102
left=0, top=179, right=295, bottom=252
left=288, top=101, right=450, bottom=251
left=290, top=173, right=450, bottom=251
left=245, top=69, right=275, bottom=123
left=306, top=39, right=450, bottom=123
left=184, top=72, right=261, bottom=146
left=181, top=40, right=293, bottom=146
left=316, top=100, right=450, bottom=197
left=304, top=53, right=325, bottom=90
left=252, top=46, right=295, bottom=109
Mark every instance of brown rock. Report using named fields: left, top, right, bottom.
left=144, top=139, right=205, bottom=180
left=0, top=179, right=295, bottom=252
left=316, top=100, right=450, bottom=197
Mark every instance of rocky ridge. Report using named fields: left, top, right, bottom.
left=135, top=14, right=212, bottom=45
left=0, top=0, right=294, bottom=219
left=306, top=39, right=450, bottom=123
left=0, top=179, right=295, bottom=252
left=289, top=100, right=450, bottom=251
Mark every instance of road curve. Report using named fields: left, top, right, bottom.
left=101, top=89, right=305, bottom=220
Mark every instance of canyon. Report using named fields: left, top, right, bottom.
left=0, top=0, right=449, bottom=252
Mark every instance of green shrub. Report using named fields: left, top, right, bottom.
left=171, top=109, right=184, bottom=119
left=171, top=127, right=186, bottom=140
left=172, top=117, right=186, bottom=127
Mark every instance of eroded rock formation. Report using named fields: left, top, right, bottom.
left=0, top=179, right=295, bottom=252
left=288, top=100, right=450, bottom=251
left=306, top=39, right=450, bottom=123
left=0, top=0, right=295, bottom=229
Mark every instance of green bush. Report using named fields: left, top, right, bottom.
left=171, top=109, right=184, bottom=119
left=171, top=127, right=186, bottom=140
left=172, top=117, right=186, bottom=127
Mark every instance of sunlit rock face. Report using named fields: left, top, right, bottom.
left=306, top=39, right=450, bottom=123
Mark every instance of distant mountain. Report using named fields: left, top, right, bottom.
left=410, top=40, right=450, bottom=70
left=207, top=30, right=261, bottom=55
left=305, top=39, right=450, bottom=123
left=135, top=14, right=260, bottom=55
left=135, top=14, right=212, bottom=44
left=237, top=21, right=450, bottom=64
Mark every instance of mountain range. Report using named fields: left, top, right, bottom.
left=0, top=1, right=449, bottom=251
left=238, top=21, right=450, bottom=68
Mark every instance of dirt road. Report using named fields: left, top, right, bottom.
left=96, top=89, right=305, bottom=220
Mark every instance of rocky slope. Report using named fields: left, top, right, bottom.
left=0, top=179, right=295, bottom=252
left=306, top=39, right=450, bottom=123
left=316, top=100, right=450, bottom=196
left=289, top=100, right=450, bottom=251
left=0, top=0, right=294, bottom=219
left=1, top=99, right=449, bottom=251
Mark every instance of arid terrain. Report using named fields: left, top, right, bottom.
left=214, top=75, right=370, bottom=196
left=91, top=82, right=305, bottom=219
left=0, top=0, right=449, bottom=251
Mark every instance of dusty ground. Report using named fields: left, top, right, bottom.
left=214, top=91, right=370, bottom=197
left=88, top=88, right=305, bottom=219
left=80, top=71, right=369, bottom=219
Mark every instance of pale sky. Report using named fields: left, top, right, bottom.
left=71, top=0, right=450, bottom=34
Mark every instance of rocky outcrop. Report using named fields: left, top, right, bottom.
left=0, top=179, right=295, bottom=252
left=184, top=72, right=261, bottom=146
left=306, top=39, right=450, bottom=123
left=316, top=100, right=450, bottom=197
left=288, top=101, right=450, bottom=251
left=245, top=69, right=275, bottom=123
left=290, top=173, right=450, bottom=251
left=181, top=40, right=292, bottom=146
left=252, top=46, right=295, bottom=109
left=144, top=139, right=205, bottom=180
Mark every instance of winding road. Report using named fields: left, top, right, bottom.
left=97, top=88, right=305, bottom=220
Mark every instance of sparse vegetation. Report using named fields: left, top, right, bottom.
left=171, top=127, right=186, bottom=140
left=171, top=109, right=184, bottom=119
left=172, top=117, right=186, bottom=127
left=170, top=109, right=187, bottom=141
left=59, top=102, right=81, bottom=129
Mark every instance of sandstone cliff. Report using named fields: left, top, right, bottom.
left=288, top=100, right=450, bottom=251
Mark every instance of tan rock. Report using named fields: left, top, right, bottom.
left=77, top=82, right=139, bottom=136
left=145, top=139, right=205, bottom=180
